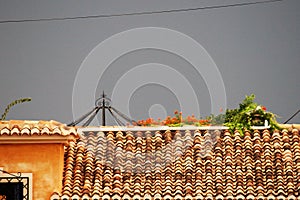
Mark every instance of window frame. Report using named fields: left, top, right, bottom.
left=0, top=170, right=32, bottom=200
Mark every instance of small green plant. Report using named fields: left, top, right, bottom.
left=223, top=94, right=280, bottom=135
left=136, top=94, right=280, bottom=136
left=1, top=98, right=32, bottom=120
left=206, top=113, right=226, bottom=126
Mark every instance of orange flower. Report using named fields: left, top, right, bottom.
left=199, top=119, right=210, bottom=126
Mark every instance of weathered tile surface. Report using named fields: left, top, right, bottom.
left=52, top=128, right=300, bottom=199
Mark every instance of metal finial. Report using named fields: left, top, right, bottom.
left=68, top=91, right=138, bottom=127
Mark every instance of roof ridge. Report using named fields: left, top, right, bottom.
left=0, top=120, right=78, bottom=137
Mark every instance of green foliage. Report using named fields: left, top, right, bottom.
left=137, top=94, right=280, bottom=136
left=206, top=113, right=226, bottom=126
left=223, top=94, right=280, bottom=135
left=1, top=98, right=32, bottom=120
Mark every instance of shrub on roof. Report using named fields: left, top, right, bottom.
left=137, top=94, right=280, bottom=136
left=223, top=94, right=280, bottom=135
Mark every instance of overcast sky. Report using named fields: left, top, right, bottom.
left=0, top=0, right=299, bottom=125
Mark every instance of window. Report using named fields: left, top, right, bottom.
left=0, top=171, right=32, bottom=200
left=0, top=182, right=23, bottom=200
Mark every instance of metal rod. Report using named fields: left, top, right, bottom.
left=108, top=107, right=125, bottom=126
left=111, top=107, right=139, bottom=125
left=83, top=107, right=101, bottom=126
left=67, top=107, right=98, bottom=126
left=0, top=169, right=21, bottom=178
left=102, top=91, right=106, bottom=126
left=284, top=109, right=300, bottom=124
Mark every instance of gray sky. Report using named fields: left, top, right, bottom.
left=0, top=0, right=299, bottom=125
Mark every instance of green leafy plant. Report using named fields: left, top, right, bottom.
left=223, top=94, right=280, bottom=135
left=206, top=113, right=226, bottom=126
left=136, top=94, right=280, bottom=136
left=1, top=98, right=32, bottom=120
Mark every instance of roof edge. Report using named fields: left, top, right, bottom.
left=77, top=124, right=274, bottom=133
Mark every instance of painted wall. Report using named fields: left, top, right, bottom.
left=0, top=143, right=65, bottom=200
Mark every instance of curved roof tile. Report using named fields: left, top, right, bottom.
left=45, top=127, right=300, bottom=199
left=0, top=120, right=77, bottom=136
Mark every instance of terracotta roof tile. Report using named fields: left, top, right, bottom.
left=50, top=128, right=300, bottom=199
left=0, top=120, right=77, bottom=136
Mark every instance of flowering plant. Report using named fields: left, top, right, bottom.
left=136, top=94, right=280, bottom=135
left=137, top=110, right=211, bottom=127
left=223, top=94, right=280, bottom=134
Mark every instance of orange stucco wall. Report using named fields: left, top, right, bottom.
left=0, top=143, right=65, bottom=199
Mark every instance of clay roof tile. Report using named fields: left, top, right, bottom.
left=44, top=127, right=300, bottom=199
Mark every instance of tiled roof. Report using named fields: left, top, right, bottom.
left=0, top=120, right=77, bottom=136
left=51, top=128, right=300, bottom=200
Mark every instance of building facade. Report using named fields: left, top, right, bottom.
left=0, top=120, right=300, bottom=199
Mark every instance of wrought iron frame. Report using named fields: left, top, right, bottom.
left=0, top=171, right=30, bottom=200
left=68, top=91, right=139, bottom=126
